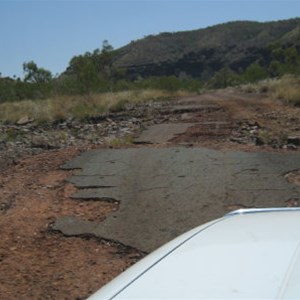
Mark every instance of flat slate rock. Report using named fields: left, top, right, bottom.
left=133, top=123, right=196, bottom=144
left=55, top=147, right=300, bottom=253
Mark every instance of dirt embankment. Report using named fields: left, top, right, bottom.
left=0, top=90, right=299, bottom=299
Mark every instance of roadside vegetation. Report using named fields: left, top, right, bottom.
left=0, top=39, right=299, bottom=124
left=266, top=75, right=300, bottom=106
left=0, top=89, right=194, bottom=124
left=240, top=75, right=300, bottom=106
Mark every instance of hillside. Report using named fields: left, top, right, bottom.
left=1, top=18, right=300, bottom=103
left=112, top=18, right=300, bottom=79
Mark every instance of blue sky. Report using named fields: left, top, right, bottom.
left=0, top=0, right=300, bottom=78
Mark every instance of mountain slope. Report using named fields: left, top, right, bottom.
left=112, top=18, right=300, bottom=79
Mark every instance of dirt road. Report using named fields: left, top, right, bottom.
left=1, top=90, right=299, bottom=299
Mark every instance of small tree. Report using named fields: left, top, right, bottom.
left=23, top=61, right=52, bottom=84
left=68, top=55, right=99, bottom=94
left=101, top=40, right=113, bottom=53
left=244, top=61, right=268, bottom=82
left=208, top=68, right=240, bottom=88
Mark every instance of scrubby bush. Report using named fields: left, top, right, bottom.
left=267, top=75, right=300, bottom=106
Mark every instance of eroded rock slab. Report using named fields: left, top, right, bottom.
left=55, top=147, right=300, bottom=252
left=133, top=123, right=196, bottom=144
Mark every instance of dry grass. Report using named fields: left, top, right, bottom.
left=240, top=75, right=300, bottom=106
left=267, top=75, right=300, bottom=106
left=0, top=89, right=193, bottom=124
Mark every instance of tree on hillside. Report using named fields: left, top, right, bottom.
left=101, top=40, right=114, bottom=53
left=244, top=61, right=268, bottom=82
left=208, top=68, right=241, bottom=88
left=94, top=40, right=115, bottom=77
left=23, top=61, right=52, bottom=84
left=67, top=40, right=119, bottom=93
left=267, top=44, right=300, bottom=76
left=68, top=55, right=99, bottom=94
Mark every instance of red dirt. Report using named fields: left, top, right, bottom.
left=0, top=92, right=299, bottom=299
left=0, top=147, right=144, bottom=300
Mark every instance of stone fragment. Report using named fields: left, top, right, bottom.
left=17, top=116, right=34, bottom=125
left=287, top=136, right=300, bottom=146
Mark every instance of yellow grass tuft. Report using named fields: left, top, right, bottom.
left=267, top=75, right=300, bottom=106
left=240, top=75, right=300, bottom=106
left=0, top=89, right=194, bottom=124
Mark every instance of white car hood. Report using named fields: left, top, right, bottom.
left=89, top=209, right=300, bottom=299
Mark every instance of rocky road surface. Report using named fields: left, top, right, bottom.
left=1, top=89, right=300, bottom=299
left=54, top=147, right=300, bottom=252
